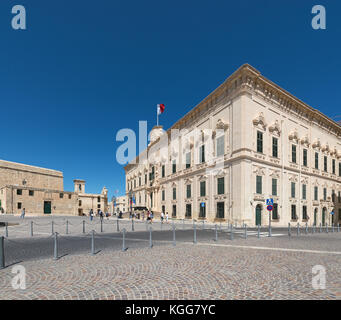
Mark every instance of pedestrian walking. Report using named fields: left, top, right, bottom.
left=99, top=210, right=104, bottom=221
left=165, top=212, right=169, bottom=224
left=20, top=208, right=26, bottom=219
left=89, top=209, right=94, bottom=221
left=105, top=211, right=109, bottom=220
left=160, top=212, right=164, bottom=223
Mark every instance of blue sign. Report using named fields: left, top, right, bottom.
left=201, top=202, right=205, bottom=208
left=266, top=198, right=274, bottom=206
left=330, top=211, right=334, bottom=215
left=267, top=205, right=273, bottom=212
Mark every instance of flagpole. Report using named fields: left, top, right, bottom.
left=157, top=106, right=159, bottom=126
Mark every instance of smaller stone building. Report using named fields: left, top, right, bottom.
left=74, top=180, right=108, bottom=215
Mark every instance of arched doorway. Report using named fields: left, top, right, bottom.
left=322, top=207, right=326, bottom=226
left=314, top=208, right=318, bottom=226
left=255, top=204, right=262, bottom=226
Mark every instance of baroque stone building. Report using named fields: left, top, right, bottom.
left=0, top=159, right=108, bottom=216
left=124, top=64, right=341, bottom=227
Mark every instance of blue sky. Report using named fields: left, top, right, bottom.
left=0, top=0, right=340, bottom=199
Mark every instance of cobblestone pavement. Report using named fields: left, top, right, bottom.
left=0, top=232, right=340, bottom=300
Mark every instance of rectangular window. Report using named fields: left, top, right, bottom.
left=323, top=188, right=327, bottom=201
left=302, top=184, right=306, bottom=200
left=186, top=152, right=191, bottom=169
left=173, top=188, right=176, bottom=200
left=199, top=203, right=206, bottom=218
left=315, top=153, right=319, bottom=169
left=29, top=190, right=34, bottom=196
left=17, top=189, right=22, bottom=196
left=314, top=186, right=318, bottom=201
left=79, top=200, right=82, bottom=206
left=256, top=176, right=262, bottom=194
left=162, top=190, right=165, bottom=201
left=303, top=149, right=307, bottom=167
left=272, top=178, right=277, bottom=196
left=339, top=163, right=341, bottom=177
left=272, top=137, right=278, bottom=158
left=60, top=193, right=64, bottom=199
left=292, top=145, right=297, bottom=163
left=199, top=145, right=205, bottom=163
left=217, top=177, right=225, bottom=195
left=185, top=204, right=192, bottom=218
left=291, top=182, right=296, bottom=198
left=97, top=204, right=101, bottom=209
left=17, top=202, right=22, bottom=210
left=338, top=191, right=341, bottom=203
left=139, top=177, right=141, bottom=186
left=216, top=135, right=225, bottom=157
left=216, top=202, right=225, bottom=219
left=291, top=205, right=297, bottom=220
left=172, top=160, right=176, bottom=174
left=324, top=156, right=327, bottom=172
left=69, top=194, right=72, bottom=199
left=186, top=185, right=191, bottom=198
left=162, top=165, right=165, bottom=178
left=302, top=205, right=307, bottom=220
left=272, top=203, right=278, bottom=220
left=332, top=159, right=335, bottom=174
left=97, top=196, right=101, bottom=202
left=257, top=131, right=263, bottom=153
left=172, top=205, right=177, bottom=218
left=200, top=181, right=206, bottom=197
left=145, top=174, right=147, bottom=184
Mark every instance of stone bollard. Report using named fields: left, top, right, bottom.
left=305, top=223, right=308, bottom=235
left=132, top=219, right=134, bottom=232
left=149, top=227, right=153, bottom=248
left=172, top=223, right=176, bottom=247
left=66, top=220, right=69, bottom=235
left=297, top=223, right=300, bottom=236
left=319, top=223, right=322, bottom=233
left=326, top=223, right=329, bottom=233
left=244, top=224, right=247, bottom=239
left=258, top=225, right=260, bottom=239
left=53, top=232, right=59, bottom=261
left=30, top=221, right=33, bottom=237
left=193, top=221, right=197, bottom=244
left=122, top=228, right=127, bottom=252
left=268, top=224, right=272, bottom=237
left=313, top=224, right=315, bottom=234
left=51, top=221, right=54, bottom=235
left=230, top=225, right=234, bottom=241
left=288, top=223, right=291, bottom=237
left=214, top=224, right=218, bottom=242
left=91, top=230, right=95, bottom=255
left=332, top=223, right=335, bottom=233
left=338, top=223, right=340, bottom=233
left=0, top=236, right=5, bottom=269
left=5, top=223, right=8, bottom=238
left=83, top=220, right=85, bottom=234
left=117, top=218, right=120, bottom=232
left=100, top=219, right=103, bottom=233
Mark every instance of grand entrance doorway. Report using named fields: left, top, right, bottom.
left=255, top=204, right=262, bottom=226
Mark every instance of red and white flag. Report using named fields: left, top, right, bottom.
left=157, top=103, right=165, bottom=115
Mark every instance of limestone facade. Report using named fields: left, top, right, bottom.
left=0, top=160, right=108, bottom=216
left=124, top=64, right=341, bottom=227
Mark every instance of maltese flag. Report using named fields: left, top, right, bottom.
left=157, top=103, right=165, bottom=115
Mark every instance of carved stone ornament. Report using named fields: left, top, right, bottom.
left=252, top=112, right=267, bottom=129
left=300, top=135, right=310, bottom=146
left=268, top=120, right=281, bottom=135
left=312, top=139, right=321, bottom=149
left=288, top=129, right=299, bottom=141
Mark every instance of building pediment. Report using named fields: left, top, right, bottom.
left=269, top=120, right=281, bottom=136
left=252, top=112, right=267, bottom=130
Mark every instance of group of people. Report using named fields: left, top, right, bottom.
left=89, top=209, right=110, bottom=221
